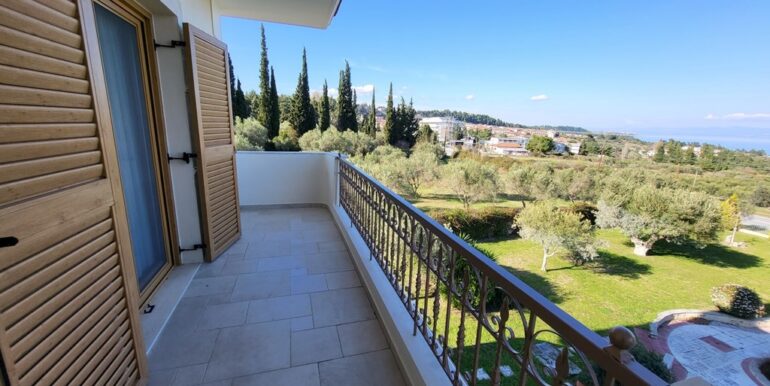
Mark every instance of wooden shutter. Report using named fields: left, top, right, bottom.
left=183, top=23, right=241, bottom=262
left=0, top=0, right=146, bottom=385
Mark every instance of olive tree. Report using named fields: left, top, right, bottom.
left=517, top=201, right=598, bottom=272
left=298, top=127, right=379, bottom=156
left=397, top=143, right=441, bottom=197
left=442, top=159, right=499, bottom=209
left=234, top=117, right=268, bottom=150
left=597, top=185, right=721, bottom=256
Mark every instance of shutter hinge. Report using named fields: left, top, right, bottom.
left=179, top=243, right=206, bottom=253
left=154, top=40, right=186, bottom=49
left=168, top=152, right=198, bottom=164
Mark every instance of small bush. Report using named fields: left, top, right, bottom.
left=711, top=284, right=766, bottom=319
left=587, top=344, right=674, bottom=385
left=428, top=207, right=521, bottom=240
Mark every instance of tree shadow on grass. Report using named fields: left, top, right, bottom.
left=583, top=251, right=653, bottom=279
left=652, top=240, right=762, bottom=269
left=495, top=265, right=569, bottom=305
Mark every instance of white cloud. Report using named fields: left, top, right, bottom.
left=723, top=112, right=770, bottom=120
left=353, top=84, right=374, bottom=94
left=311, top=87, right=338, bottom=98
left=705, top=112, right=770, bottom=120
left=530, top=94, right=549, bottom=101
left=465, top=94, right=475, bottom=100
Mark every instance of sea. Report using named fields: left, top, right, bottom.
left=630, top=127, right=770, bottom=154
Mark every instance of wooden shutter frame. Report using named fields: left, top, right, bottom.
left=77, top=0, right=149, bottom=377
left=183, top=23, right=241, bottom=262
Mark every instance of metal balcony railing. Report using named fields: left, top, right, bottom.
left=337, top=156, right=667, bottom=386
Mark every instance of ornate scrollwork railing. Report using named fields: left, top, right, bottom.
left=337, top=156, right=667, bottom=386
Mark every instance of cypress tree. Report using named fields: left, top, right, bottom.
left=233, top=79, right=250, bottom=120
left=336, top=69, right=346, bottom=130
left=257, top=24, right=271, bottom=127
left=319, top=80, right=330, bottom=131
left=268, top=66, right=280, bottom=136
left=228, top=55, right=236, bottom=121
left=336, top=61, right=357, bottom=131
left=366, top=88, right=376, bottom=136
left=384, top=83, right=397, bottom=145
left=289, top=48, right=315, bottom=135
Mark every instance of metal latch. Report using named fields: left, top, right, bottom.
left=168, top=152, right=198, bottom=164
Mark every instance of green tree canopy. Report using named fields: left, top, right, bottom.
left=597, top=185, right=721, bottom=256
left=526, top=135, right=554, bottom=155
left=256, top=24, right=271, bottom=128
left=288, top=48, right=316, bottom=135
left=442, top=159, right=500, bottom=209
left=517, top=201, right=598, bottom=272
left=318, top=80, right=331, bottom=131
left=335, top=61, right=357, bottom=131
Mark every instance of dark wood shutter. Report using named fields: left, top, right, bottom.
left=0, top=0, right=146, bottom=384
left=183, top=23, right=241, bottom=262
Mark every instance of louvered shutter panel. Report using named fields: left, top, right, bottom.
left=183, top=23, right=241, bottom=262
left=0, top=0, right=146, bottom=385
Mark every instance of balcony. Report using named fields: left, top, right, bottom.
left=144, top=152, right=667, bottom=386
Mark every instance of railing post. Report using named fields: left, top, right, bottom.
left=335, top=152, right=341, bottom=207
left=603, top=326, right=638, bottom=386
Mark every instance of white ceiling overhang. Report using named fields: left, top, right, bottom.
left=216, top=0, right=341, bottom=29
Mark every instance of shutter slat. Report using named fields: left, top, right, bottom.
left=0, top=24, right=84, bottom=64
left=0, top=64, right=89, bottom=94
left=0, top=4, right=81, bottom=48
left=2, top=0, right=80, bottom=33
left=0, top=123, right=96, bottom=143
left=0, top=164, right=104, bottom=204
left=0, top=84, right=92, bottom=108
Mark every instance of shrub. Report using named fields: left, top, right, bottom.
left=586, top=344, right=674, bottom=385
left=711, top=284, right=765, bottom=319
left=569, top=202, right=598, bottom=226
left=428, top=207, right=521, bottom=240
left=452, top=233, right=505, bottom=308
left=234, top=117, right=267, bottom=150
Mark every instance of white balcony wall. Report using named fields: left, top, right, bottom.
left=236, top=152, right=336, bottom=207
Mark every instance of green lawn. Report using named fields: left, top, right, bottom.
left=404, top=189, right=770, bottom=383
left=477, top=229, right=770, bottom=334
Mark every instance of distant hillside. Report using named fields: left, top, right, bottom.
left=415, top=109, right=587, bottom=133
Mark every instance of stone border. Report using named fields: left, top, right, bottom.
left=649, top=309, right=770, bottom=337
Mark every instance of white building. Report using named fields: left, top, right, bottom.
left=488, top=136, right=528, bottom=146
left=568, top=143, right=582, bottom=155
left=419, top=117, right=464, bottom=143
left=490, top=143, right=530, bottom=156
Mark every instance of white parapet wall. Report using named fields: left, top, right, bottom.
left=236, top=151, right=337, bottom=207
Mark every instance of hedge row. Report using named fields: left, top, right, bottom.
left=428, top=207, right=522, bottom=240
left=427, top=202, right=598, bottom=241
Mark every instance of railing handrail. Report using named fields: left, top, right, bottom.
left=337, top=156, right=667, bottom=386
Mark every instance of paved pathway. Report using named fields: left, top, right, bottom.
left=743, top=215, right=770, bottom=231
left=667, top=321, right=770, bottom=385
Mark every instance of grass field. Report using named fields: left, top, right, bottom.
left=477, top=230, right=770, bottom=333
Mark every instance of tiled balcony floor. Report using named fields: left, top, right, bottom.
left=148, top=207, right=406, bottom=386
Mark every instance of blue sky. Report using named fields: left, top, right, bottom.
left=222, top=1, right=770, bottom=136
